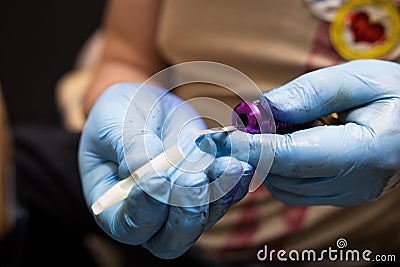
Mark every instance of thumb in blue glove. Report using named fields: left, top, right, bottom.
left=197, top=59, right=400, bottom=207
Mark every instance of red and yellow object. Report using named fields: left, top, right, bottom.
left=330, top=0, right=400, bottom=60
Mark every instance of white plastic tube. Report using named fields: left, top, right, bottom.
left=91, top=144, right=184, bottom=215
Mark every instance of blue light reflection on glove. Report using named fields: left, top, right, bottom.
left=78, top=83, right=254, bottom=259
left=197, top=59, right=400, bottom=207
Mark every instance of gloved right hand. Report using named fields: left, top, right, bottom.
left=197, top=59, right=400, bottom=207
left=78, top=82, right=254, bottom=259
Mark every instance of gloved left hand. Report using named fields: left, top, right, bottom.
left=78, top=82, right=254, bottom=259
left=197, top=59, right=400, bottom=207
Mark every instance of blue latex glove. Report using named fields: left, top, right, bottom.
left=78, top=83, right=253, bottom=259
left=197, top=59, right=400, bottom=207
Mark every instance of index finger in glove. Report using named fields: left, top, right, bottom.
left=263, top=59, right=400, bottom=124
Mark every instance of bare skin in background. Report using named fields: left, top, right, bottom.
left=83, top=0, right=167, bottom=115
left=0, top=85, right=13, bottom=238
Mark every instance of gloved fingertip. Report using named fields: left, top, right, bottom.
left=241, top=161, right=255, bottom=180
left=207, top=156, right=243, bottom=181
left=169, top=172, right=209, bottom=208
left=203, top=156, right=244, bottom=204
left=231, top=161, right=254, bottom=203
left=195, top=135, right=217, bottom=156
left=174, top=171, right=208, bottom=187
left=261, top=78, right=321, bottom=123
left=107, top=175, right=170, bottom=245
left=127, top=172, right=171, bottom=207
left=195, top=135, right=205, bottom=147
left=262, top=86, right=290, bottom=113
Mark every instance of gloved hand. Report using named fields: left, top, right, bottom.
left=197, top=59, right=400, bottom=207
left=78, top=82, right=254, bottom=259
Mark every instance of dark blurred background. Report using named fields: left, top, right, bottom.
left=0, top=0, right=106, bottom=126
